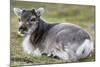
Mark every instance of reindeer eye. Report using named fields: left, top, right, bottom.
left=30, top=18, right=36, bottom=21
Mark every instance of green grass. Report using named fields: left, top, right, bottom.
left=11, top=1, right=95, bottom=66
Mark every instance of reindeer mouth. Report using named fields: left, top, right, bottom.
left=17, top=31, right=26, bottom=37
left=17, top=27, right=28, bottom=37
left=17, top=31, right=25, bottom=37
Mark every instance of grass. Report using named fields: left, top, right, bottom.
left=10, top=1, right=95, bottom=67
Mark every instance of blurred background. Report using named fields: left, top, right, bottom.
left=11, top=0, right=95, bottom=66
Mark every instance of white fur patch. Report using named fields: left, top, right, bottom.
left=17, top=31, right=24, bottom=37
left=50, top=49, right=69, bottom=61
left=76, top=39, right=93, bottom=59
left=55, top=51, right=69, bottom=61
left=22, top=35, right=41, bottom=56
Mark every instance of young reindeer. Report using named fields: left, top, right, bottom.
left=14, top=8, right=93, bottom=62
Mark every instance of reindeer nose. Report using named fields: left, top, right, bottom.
left=19, top=26, right=27, bottom=34
left=19, top=26, right=26, bottom=30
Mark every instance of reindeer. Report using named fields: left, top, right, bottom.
left=13, top=8, right=94, bottom=62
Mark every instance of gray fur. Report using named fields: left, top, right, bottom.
left=14, top=8, right=93, bottom=62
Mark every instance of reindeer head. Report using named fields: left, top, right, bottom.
left=13, top=8, right=44, bottom=36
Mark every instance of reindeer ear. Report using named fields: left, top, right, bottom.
left=13, top=8, right=22, bottom=18
left=36, top=8, right=44, bottom=16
